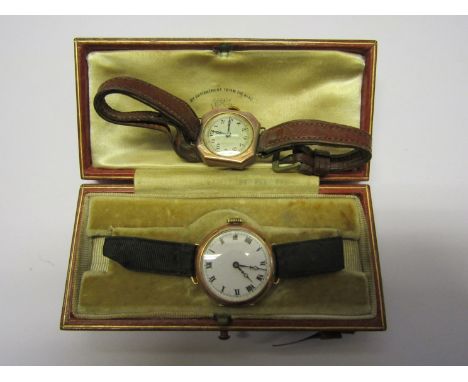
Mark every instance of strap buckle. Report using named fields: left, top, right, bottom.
left=272, top=151, right=301, bottom=173
left=271, top=146, right=331, bottom=176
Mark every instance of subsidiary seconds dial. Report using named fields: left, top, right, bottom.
left=203, top=113, right=254, bottom=157
left=197, top=226, right=274, bottom=305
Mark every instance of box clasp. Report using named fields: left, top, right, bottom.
left=213, top=313, right=232, bottom=340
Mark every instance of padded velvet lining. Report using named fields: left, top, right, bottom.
left=88, top=49, right=365, bottom=169
left=72, top=193, right=376, bottom=320
left=135, top=168, right=320, bottom=196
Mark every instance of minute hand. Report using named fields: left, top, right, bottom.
left=238, top=264, right=267, bottom=271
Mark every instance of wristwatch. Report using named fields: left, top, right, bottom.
left=93, top=77, right=372, bottom=176
left=103, top=218, right=344, bottom=305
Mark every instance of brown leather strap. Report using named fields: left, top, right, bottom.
left=93, top=77, right=372, bottom=174
left=258, top=120, right=372, bottom=176
left=93, top=77, right=201, bottom=162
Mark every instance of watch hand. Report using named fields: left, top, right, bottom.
left=211, top=130, right=224, bottom=134
left=232, top=261, right=253, bottom=282
left=226, top=118, right=232, bottom=137
left=237, top=264, right=267, bottom=272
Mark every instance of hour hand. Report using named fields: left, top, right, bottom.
left=226, top=118, right=232, bottom=137
left=233, top=262, right=253, bottom=282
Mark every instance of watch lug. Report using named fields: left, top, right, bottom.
left=190, top=276, right=199, bottom=285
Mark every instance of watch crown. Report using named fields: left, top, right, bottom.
left=227, top=217, right=243, bottom=225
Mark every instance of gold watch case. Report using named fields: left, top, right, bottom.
left=196, top=108, right=261, bottom=169
left=194, top=220, right=276, bottom=306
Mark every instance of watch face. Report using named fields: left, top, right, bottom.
left=196, top=226, right=274, bottom=305
left=202, top=112, right=254, bottom=157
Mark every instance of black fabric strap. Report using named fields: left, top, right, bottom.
left=103, top=236, right=343, bottom=279
left=103, top=236, right=197, bottom=276
left=273, top=237, right=344, bottom=278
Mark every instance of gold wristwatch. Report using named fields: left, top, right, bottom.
left=103, top=218, right=345, bottom=306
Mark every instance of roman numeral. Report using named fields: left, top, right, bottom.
left=256, top=274, right=264, bottom=282
left=209, top=276, right=216, bottom=283
left=234, top=289, right=240, bottom=296
left=256, top=247, right=262, bottom=252
left=246, top=284, right=255, bottom=293
left=219, top=238, right=225, bottom=245
left=245, top=236, right=252, bottom=245
left=208, top=249, right=216, bottom=253
left=260, top=260, right=266, bottom=266
left=205, top=262, right=212, bottom=269
left=233, top=233, right=238, bottom=240
left=221, top=286, right=225, bottom=293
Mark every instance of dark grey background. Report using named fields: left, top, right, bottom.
left=0, top=16, right=467, bottom=365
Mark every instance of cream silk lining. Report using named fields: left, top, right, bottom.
left=87, top=49, right=365, bottom=169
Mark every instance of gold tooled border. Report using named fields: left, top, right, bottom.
left=364, top=184, right=387, bottom=329
left=74, top=41, right=84, bottom=179
left=60, top=185, right=85, bottom=327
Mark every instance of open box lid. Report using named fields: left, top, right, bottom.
left=75, top=38, right=376, bottom=182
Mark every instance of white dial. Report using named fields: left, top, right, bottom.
left=203, top=113, right=254, bottom=157
left=197, top=227, right=274, bottom=305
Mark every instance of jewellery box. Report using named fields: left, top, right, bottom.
left=60, top=38, right=386, bottom=338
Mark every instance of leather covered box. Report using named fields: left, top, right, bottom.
left=61, top=38, right=386, bottom=337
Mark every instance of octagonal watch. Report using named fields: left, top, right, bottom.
left=197, top=108, right=261, bottom=170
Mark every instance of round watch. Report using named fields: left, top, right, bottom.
left=102, top=218, right=344, bottom=306
left=93, top=77, right=372, bottom=176
left=196, top=223, right=274, bottom=305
